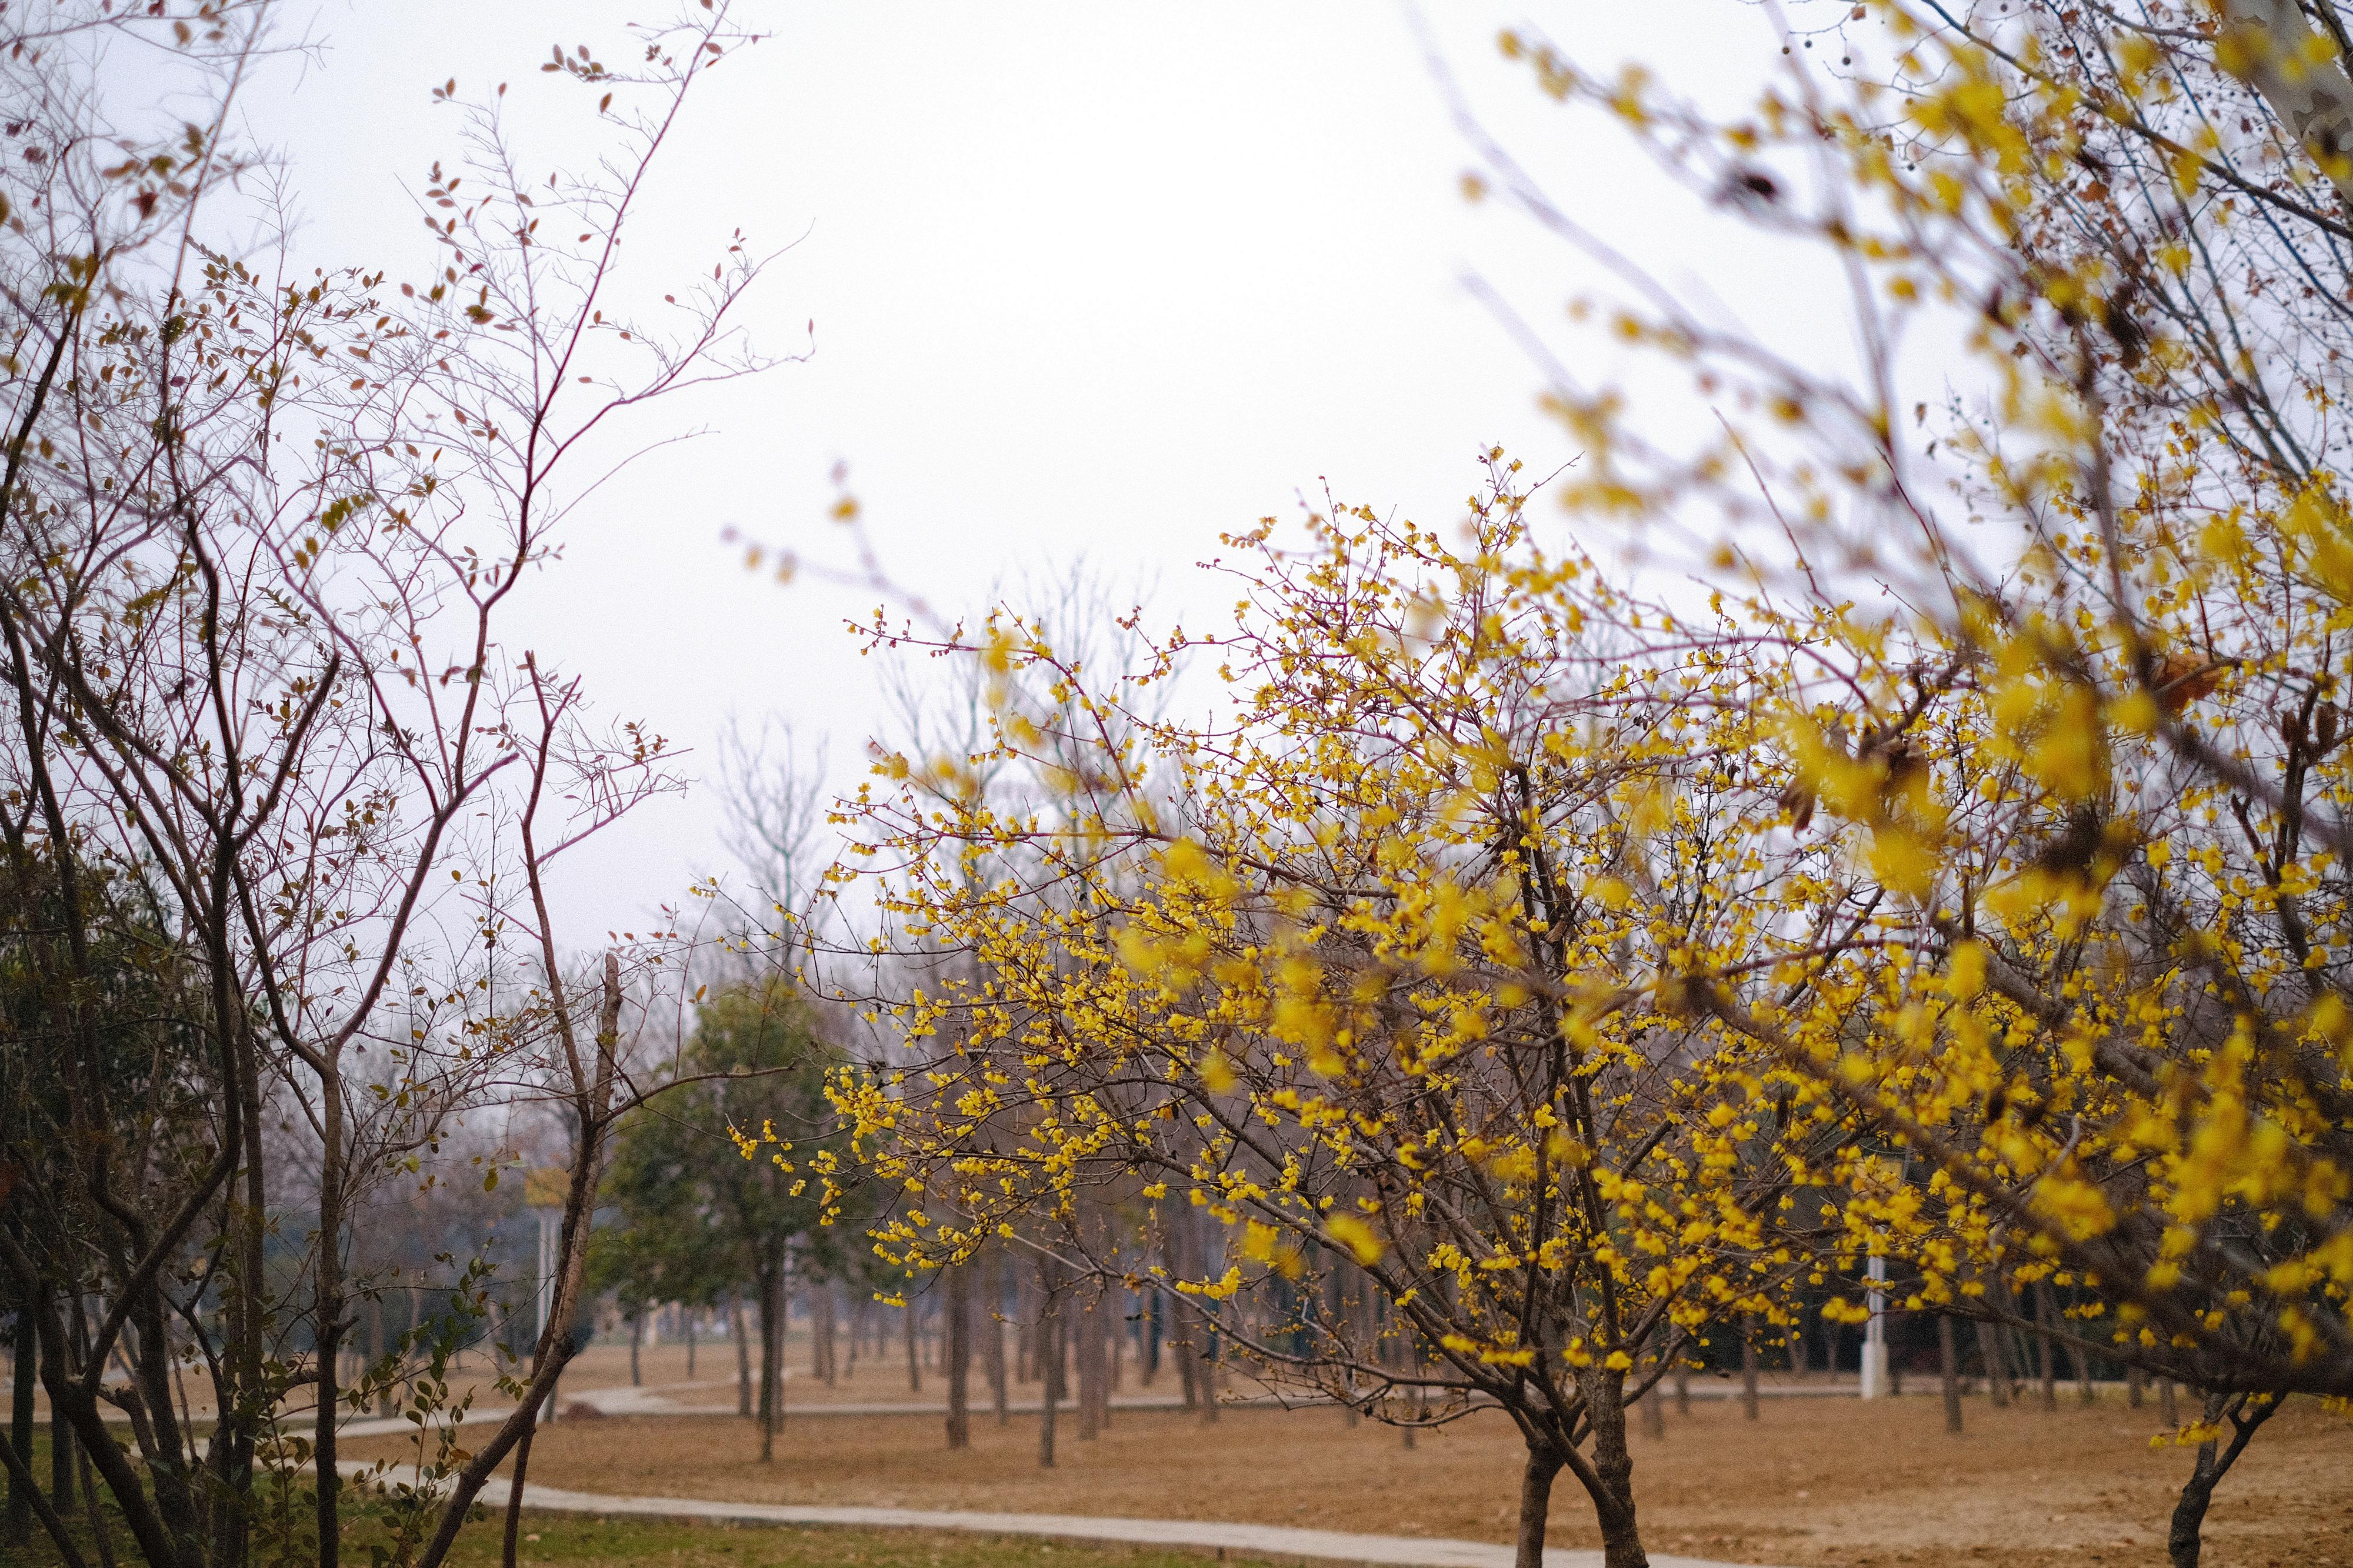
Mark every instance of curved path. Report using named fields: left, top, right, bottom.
left=383, top=1468, right=1786, bottom=1568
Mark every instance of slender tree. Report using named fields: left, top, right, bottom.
left=0, top=6, right=784, bottom=1567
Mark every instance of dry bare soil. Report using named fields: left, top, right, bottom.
left=346, top=1383, right=2353, bottom=1568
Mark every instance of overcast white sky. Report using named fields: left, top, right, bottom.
left=235, top=1, right=1854, bottom=948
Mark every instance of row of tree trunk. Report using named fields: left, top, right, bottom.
left=1618, top=1305, right=2188, bottom=1445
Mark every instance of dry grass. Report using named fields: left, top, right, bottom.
left=345, top=1386, right=2353, bottom=1567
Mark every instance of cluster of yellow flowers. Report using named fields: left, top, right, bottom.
left=1469, top=0, right=2353, bottom=1419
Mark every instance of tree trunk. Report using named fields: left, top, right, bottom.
left=629, top=1309, right=643, bottom=1387
left=904, top=1299, right=922, bottom=1393
left=500, top=1421, right=537, bottom=1568
left=1569, top=1369, right=1650, bottom=1568
left=1975, top=1317, right=2010, bottom=1407
left=1013, top=1268, right=1032, bottom=1384
left=1514, top=1443, right=1563, bottom=1568
left=374, top=1291, right=394, bottom=1417
left=1143, top=1287, right=1161, bottom=1385
left=1155, top=1221, right=1192, bottom=1408
left=1195, top=1309, right=1218, bottom=1422
left=1639, top=1380, right=1665, bottom=1439
left=2168, top=1428, right=2222, bottom=1568
left=983, top=1251, right=1009, bottom=1425
left=2161, top=1377, right=2179, bottom=1424
left=0, top=1396, right=78, bottom=1568
left=819, top=1286, right=836, bottom=1386
left=74, top=1424, right=114, bottom=1568
left=2126, top=1362, right=2144, bottom=1409
left=733, top=1292, right=752, bottom=1419
left=2034, top=1286, right=2059, bottom=1412
left=2166, top=1392, right=2275, bottom=1568
left=1077, top=1294, right=1104, bottom=1440
left=1788, top=1311, right=1809, bottom=1380
left=8, top=1293, right=34, bottom=1547
left=772, top=1265, right=788, bottom=1432
left=1097, top=1292, right=1116, bottom=1427
left=1078, top=1290, right=1096, bottom=1431
left=501, top=1262, right=546, bottom=1568
left=1169, top=1206, right=1217, bottom=1422
left=1739, top=1333, right=1759, bottom=1420
left=1036, top=1292, right=1061, bottom=1469
left=758, top=1265, right=782, bottom=1463
left=314, top=1056, right=349, bottom=1568
left=1109, top=1289, right=1124, bottom=1399
left=945, top=1263, right=971, bottom=1450
left=1672, top=1364, right=1688, bottom=1417
left=1937, top=1314, right=1963, bottom=1434
left=229, top=1014, right=271, bottom=1568
left=23, top=1285, right=182, bottom=1568
left=1331, top=1272, right=1356, bottom=1429
left=1072, top=1295, right=1094, bottom=1441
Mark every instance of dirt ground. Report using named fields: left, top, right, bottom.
left=345, top=1382, right=2353, bottom=1568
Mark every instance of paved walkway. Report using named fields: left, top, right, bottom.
left=368, top=1469, right=1784, bottom=1568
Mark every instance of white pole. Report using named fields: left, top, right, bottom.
left=1861, top=1253, right=1888, bottom=1400
left=535, top=1207, right=561, bottom=1425
left=536, top=1208, right=559, bottom=1346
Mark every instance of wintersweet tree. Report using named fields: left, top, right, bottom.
left=1462, top=4, right=2353, bottom=1563
left=819, top=461, right=1884, bottom=1568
